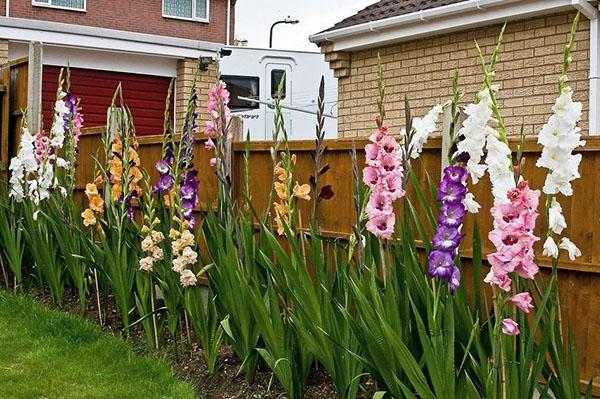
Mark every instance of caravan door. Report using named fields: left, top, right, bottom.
left=265, top=63, right=292, bottom=140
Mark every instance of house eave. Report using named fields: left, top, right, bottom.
left=0, top=17, right=221, bottom=59
left=309, top=0, right=597, bottom=52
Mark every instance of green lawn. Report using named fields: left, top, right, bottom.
left=0, top=292, right=196, bottom=399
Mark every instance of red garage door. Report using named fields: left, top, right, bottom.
left=42, top=66, right=173, bottom=136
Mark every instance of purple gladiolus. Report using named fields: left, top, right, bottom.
left=428, top=250, right=455, bottom=279
left=153, top=174, right=174, bottom=193
left=438, top=203, right=466, bottom=228
left=437, top=180, right=467, bottom=204
left=428, top=165, right=469, bottom=293
left=443, top=165, right=467, bottom=184
left=449, top=268, right=461, bottom=293
left=432, top=226, right=463, bottom=251
left=155, top=159, right=170, bottom=174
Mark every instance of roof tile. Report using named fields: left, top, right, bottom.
left=325, top=0, right=469, bottom=32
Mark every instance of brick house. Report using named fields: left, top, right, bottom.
left=310, top=0, right=599, bottom=138
left=0, top=0, right=236, bottom=137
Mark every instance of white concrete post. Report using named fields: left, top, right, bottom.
left=27, top=42, right=43, bottom=133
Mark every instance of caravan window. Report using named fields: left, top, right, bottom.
left=271, top=69, right=286, bottom=99
left=221, top=75, right=260, bottom=110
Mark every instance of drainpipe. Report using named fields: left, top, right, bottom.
left=6, top=0, right=9, bottom=17
left=589, top=17, right=599, bottom=135
left=226, top=0, right=231, bottom=45
left=572, top=0, right=599, bottom=135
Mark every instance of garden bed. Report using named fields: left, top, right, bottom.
left=25, top=287, right=377, bottom=399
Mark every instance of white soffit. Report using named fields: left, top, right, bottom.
left=0, top=16, right=220, bottom=59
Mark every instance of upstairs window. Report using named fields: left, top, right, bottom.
left=32, top=0, right=85, bottom=11
left=221, top=75, right=260, bottom=110
left=163, top=0, right=209, bottom=22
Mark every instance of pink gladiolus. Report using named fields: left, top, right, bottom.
left=366, top=192, right=393, bottom=218
left=205, top=80, right=231, bottom=167
left=510, top=292, right=533, bottom=313
left=362, top=166, right=381, bottom=188
left=501, top=319, right=520, bottom=335
left=486, top=181, right=540, bottom=291
left=362, top=119, right=404, bottom=240
left=205, top=138, right=215, bottom=150
left=365, top=213, right=396, bottom=240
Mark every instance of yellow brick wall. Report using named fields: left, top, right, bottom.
left=336, top=12, right=590, bottom=138
left=175, top=58, right=218, bottom=133
left=0, top=39, right=8, bottom=65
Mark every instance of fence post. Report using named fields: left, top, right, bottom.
left=27, top=42, right=43, bottom=133
left=440, top=106, right=452, bottom=173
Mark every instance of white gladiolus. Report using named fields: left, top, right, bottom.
left=139, top=256, right=154, bottom=272
left=536, top=87, right=585, bottom=196
left=409, top=104, right=443, bottom=159
left=180, top=269, right=198, bottom=287
left=543, top=237, right=559, bottom=258
left=548, top=198, right=567, bottom=234
left=485, top=131, right=515, bottom=205
left=559, top=237, right=581, bottom=261
left=463, top=192, right=481, bottom=214
left=8, top=90, right=72, bottom=205
left=8, top=128, right=37, bottom=202
left=456, top=86, right=497, bottom=183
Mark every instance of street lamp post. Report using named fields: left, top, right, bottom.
left=269, top=16, right=299, bottom=48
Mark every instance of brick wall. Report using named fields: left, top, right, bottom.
left=175, top=58, right=217, bottom=132
left=7, top=0, right=233, bottom=43
left=0, top=39, right=8, bottom=65
left=335, top=12, right=590, bottom=138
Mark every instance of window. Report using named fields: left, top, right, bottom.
left=163, top=0, right=209, bottom=22
left=32, top=0, right=85, bottom=11
left=271, top=69, right=286, bottom=100
left=221, top=75, right=260, bottom=110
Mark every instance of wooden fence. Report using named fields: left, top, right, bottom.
left=71, top=127, right=600, bottom=391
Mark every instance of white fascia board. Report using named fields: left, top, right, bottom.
left=0, top=16, right=220, bottom=58
left=311, top=0, right=582, bottom=52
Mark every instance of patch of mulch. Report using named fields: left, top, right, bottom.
left=25, top=286, right=379, bottom=398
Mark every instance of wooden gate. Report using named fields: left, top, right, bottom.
left=0, top=57, right=28, bottom=172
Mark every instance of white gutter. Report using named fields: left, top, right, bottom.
left=0, top=17, right=220, bottom=58
left=226, top=0, right=231, bottom=45
left=5, top=0, right=9, bottom=18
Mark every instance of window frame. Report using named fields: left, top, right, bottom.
left=162, top=0, right=210, bottom=23
left=221, top=74, right=260, bottom=111
left=32, top=0, right=87, bottom=12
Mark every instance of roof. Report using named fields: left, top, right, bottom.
left=323, top=0, right=469, bottom=32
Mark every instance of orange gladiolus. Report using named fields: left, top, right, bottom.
left=81, top=208, right=96, bottom=227
left=293, top=183, right=311, bottom=201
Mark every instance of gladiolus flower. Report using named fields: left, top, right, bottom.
left=180, top=269, right=198, bottom=287
left=81, top=208, right=96, bottom=226
left=365, top=213, right=396, bottom=240
left=543, top=237, right=559, bottom=258
left=293, top=183, right=311, bottom=201
left=139, top=257, right=154, bottom=272
left=510, top=292, right=533, bottom=313
left=559, top=237, right=581, bottom=261
left=501, top=319, right=520, bottom=335
left=363, top=122, right=404, bottom=240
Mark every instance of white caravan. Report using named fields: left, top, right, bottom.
left=218, top=46, right=338, bottom=140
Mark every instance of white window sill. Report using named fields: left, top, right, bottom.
left=32, top=3, right=86, bottom=13
left=162, top=14, right=209, bottom=24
